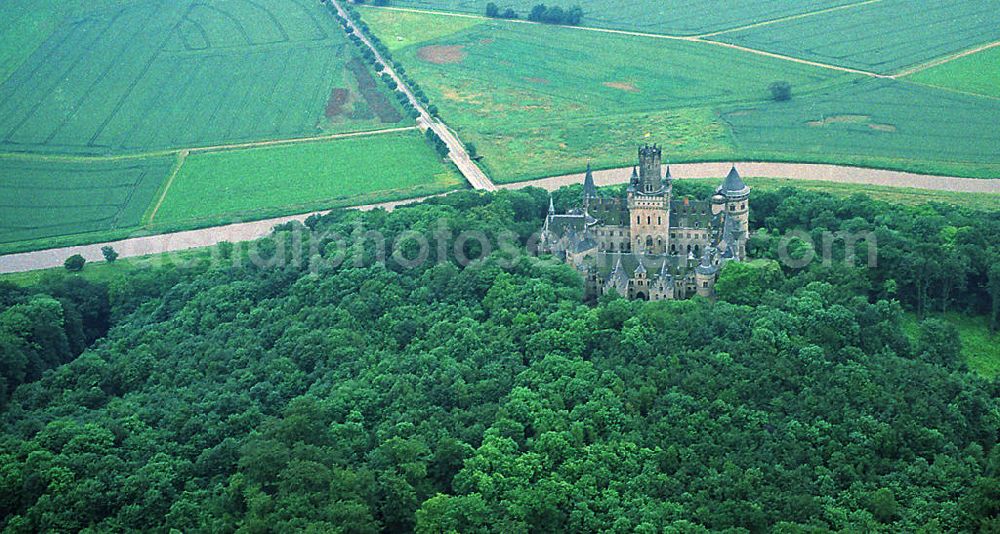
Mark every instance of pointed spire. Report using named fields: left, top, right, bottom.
left=548, top=194, right=555, bottom=214
left=583, top=162, right=598, bottom=201
left=721, top=164, right=749, bottom=196
left=634, top=260, right=646, bottom=275
left=659, top=259, right=670, bottom=277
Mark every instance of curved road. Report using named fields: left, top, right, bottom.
left=1, top=162, right=997, bottom=274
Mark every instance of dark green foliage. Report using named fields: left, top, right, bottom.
left=0, top=188, right=997, bottom=532
left=100, top=246, right=118, bottom=263
left=528, top=4, right=584, bottom=24
left=63, top=254, right=85, bottom=272
left=770, top=80, right=792, bottom=101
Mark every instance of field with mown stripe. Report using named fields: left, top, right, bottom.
left=363, top=8, right=1000, bottom=182
left=713, top=0, right=1000, bottom=74
left=0, top=156, right=175, bottom=250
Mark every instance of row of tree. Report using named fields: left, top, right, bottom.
left=485, top=3, right=584, bottom=25
left=0, top=186, right=997, bottom=531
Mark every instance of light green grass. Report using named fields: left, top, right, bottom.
left=365, top=10, right=1000, bottom=183
left=152, top=131, right=464, bottom=227
left=683, top=177, right=1000, bottom=211
left=715, top=0, right=1000, bottom=75
left=908, top=46, right=1000, bottom=99
left=902, top=312, right=1000, bottom=379
left=360, top=7, right=480, bottom=50
left=0, top=247, right=214, bottom=287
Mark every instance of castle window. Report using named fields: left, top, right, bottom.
left=647, top=216, right=651, bottom=225
left=636, top=216, right=641, bottom=224
left=703, top=282, right=709, bottom=288
left=670, top=233, right=676, bottom=239
left=658, top=216, right=662, bottom=225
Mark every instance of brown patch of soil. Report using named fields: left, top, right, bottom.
left=807, top=115, right=870, bottom=127
left=603, top=81, right=639, bottom=93
left=417, top=45, right=466, bottom=65
left=346, top=58, right=403, bottom=124
left=325, top=88, right=350, bottom=118
left=524, top=77, right=550, bottom=84
left=869, top=123, right=897, bottom=132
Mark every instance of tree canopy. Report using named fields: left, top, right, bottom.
left=0, top=187, right=997, bottom=532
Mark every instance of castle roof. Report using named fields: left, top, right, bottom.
left=695, top=250, right=719, bottom=276
left=595, top=252, right=689, bottom=280
left=720, top=166, right=750, bottom=198
left=670, top=199, right=713, bottom=229
left=583, top=163, right=598, bottom=199
left=572, top=230, right=598, bottom=253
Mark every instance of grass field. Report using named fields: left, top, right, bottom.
left=363, top=9, right=1000, bottom=182
left=363, top=9, right=842, bottom=182
left=151, top=130, right=463, bottom=228
left=0, top=156, right=174, bottom=247
left=902, top=312, right=1000, bottom=379
left=686, top=177, right=1000, bottom=212
left=382, top=0, right=861, bottom=36
left=0, top=0, right=460, bottom=255
left=0, top=0, right=407, bottom=156
left=713, top=0, right=1000, bottom=75
left=907, top=46, right=1000, bottom=99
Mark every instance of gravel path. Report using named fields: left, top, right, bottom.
left=1, top=162, right=997, bottom=274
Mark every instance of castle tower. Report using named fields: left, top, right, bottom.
left=719, top=166, right=750, bottom=238
left=695, top=250, right=719, bottom=298
left=628, top=146, right=671, bottom=254
left=637, top=145, right=663, bottom=194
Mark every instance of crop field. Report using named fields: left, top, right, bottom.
left=0, top=156, right=174, bottom=247
left=907, top=46, right=1000, bottom=99
left=721, top=78, right=1000, bottom=177
left=363, top=9, right=844, bottom=182
left=0, top=0, right=408, bottom=156
left=383, top=0, right=861, bottom=36
left=151, top=130, right=463, bottom=228
left=0, top=0, right=453, bottom=254
left=714, top=0, right=1000, bottom=75
left=363, top=9, right=1000, bottom=182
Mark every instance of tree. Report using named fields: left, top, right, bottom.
left=869, top=488, right=899, bottom=523
left=101, top=246, right=119, bottom=263
left=485, top=2, right=499, bottom=17
left=715, top=259, right=784, bottom=305
left=769, top=81, right=792, bottom=102
left=64, top=254, right=86, bottom=272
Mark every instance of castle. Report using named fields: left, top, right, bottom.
left=540, top=145, right=751, bottom=300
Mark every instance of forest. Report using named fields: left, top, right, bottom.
left=1, top=185, right=998, bottom=532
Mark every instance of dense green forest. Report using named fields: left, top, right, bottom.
left=1, top=186, right=998, bottom=532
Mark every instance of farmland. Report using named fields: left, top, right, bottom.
left=907, top=46, right=1000, bottom=99
left=714, top=0, right=1000, bottom=74
left=151, top=130, right=463, bottom=228
left=0, top=156, right=174, bottom=249
left=382, top=0, right=861, bottom=36
left=0, top=0, right=473, bottom=254
left=363, top=8, right=842, bottom=182
left=363, top=8, right=1000, bottom=182
left=0, top=0, right=408, bottom=156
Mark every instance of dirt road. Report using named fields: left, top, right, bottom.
left=2, top=162, right=997, bottom=274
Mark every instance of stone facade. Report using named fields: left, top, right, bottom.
left=540, top=145, right=751, bottom=300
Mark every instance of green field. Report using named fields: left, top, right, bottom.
left=0, top=156, right=174, bottom=248
left=908, top=46, right=1000, bottom=99
left=384, top=0, right=860, bottom=36
left=364, top=9, right=841, bottom=182
left=686, top=177, right=1000, bottom=212
left=714, top=0, right=1000, bottom=74
left=0, top=0, right=407, bottom=156
left=364, top=9, right=1000, bottom=182
left=0, top=0, right=468, bottom=255
left=152, top=131, right=463, bottom=227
